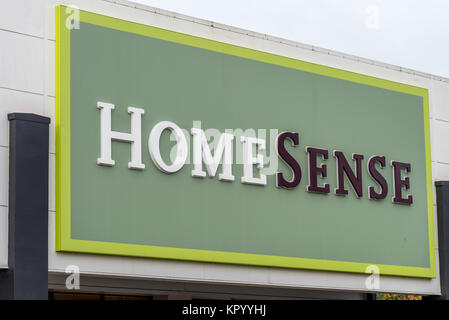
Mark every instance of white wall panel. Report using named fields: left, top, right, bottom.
left=48, top=153, right=55, bottom=212
left=433, top=81, right=449, bottom=122
left=203, top=263, right=269, bottom=284
left=0, top=0, right=45, bottom=38
left=45, top=0, right=57, bottom=41
left=0, top=30, right=44, bottom=94
left=434, top=204, right=439, bottom=250
left=434, top=162, right=449, bottom=181
left=432, top=161, right=439, bottom=206
left=44, top=96, right=55, bottom=155
left=0, top=147, right=8, bottom=208
left=430, top=119, right=439, bottom=167
left=45, top=40, right=55, bottom=97
left=0, top=206, right=7, bottom=268
left=0, top=87, right=45, bottom=147
left=433, top=120, right=449, bottom=164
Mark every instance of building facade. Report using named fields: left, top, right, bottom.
left=0, top=0, right=449, bottom=299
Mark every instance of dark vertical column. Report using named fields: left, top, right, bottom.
left=0, top=113, right=50, bottom=300
left=425, top=181, right=449, bottom=300
left=365, top=293, right=376, bottom=300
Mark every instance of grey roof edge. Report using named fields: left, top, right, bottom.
left=103, top=0, right=449, bottom=84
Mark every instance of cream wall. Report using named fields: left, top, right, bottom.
left=0, top=0, right=448, bottom=295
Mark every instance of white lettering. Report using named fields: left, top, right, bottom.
left=241, top=136, right=267, bottom=185
left=191, top=128, right=235, bottom=181
left=148, top=121, right=188, bottom=173
left=96, top=101, right=145, bottom=170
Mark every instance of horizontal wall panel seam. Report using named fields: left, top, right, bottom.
left=0, top=86, right=44, bottom=97
left=0, top=28, right=44, bottom=40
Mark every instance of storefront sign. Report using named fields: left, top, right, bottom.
left=56, top=6, right=435, bottom=277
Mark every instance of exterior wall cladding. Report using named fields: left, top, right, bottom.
left=0, top=0, right=448, bottom=298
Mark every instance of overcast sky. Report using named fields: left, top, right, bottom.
left=131, top=0, right=449, bottom=78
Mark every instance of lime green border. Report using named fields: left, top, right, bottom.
left=55, top=6, right=436, bottom=278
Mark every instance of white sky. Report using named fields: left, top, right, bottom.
left=130, top=0, right=449, bottom=78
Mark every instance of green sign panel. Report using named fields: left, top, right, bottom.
left=56, top=6, right=435, bottom=277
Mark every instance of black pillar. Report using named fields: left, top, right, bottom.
left=0, top=113, right=50, bottom=300
left=424, top=181, right=449, bottom=300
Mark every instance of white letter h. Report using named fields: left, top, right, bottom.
left=96, top=101, right=145, bottom=170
